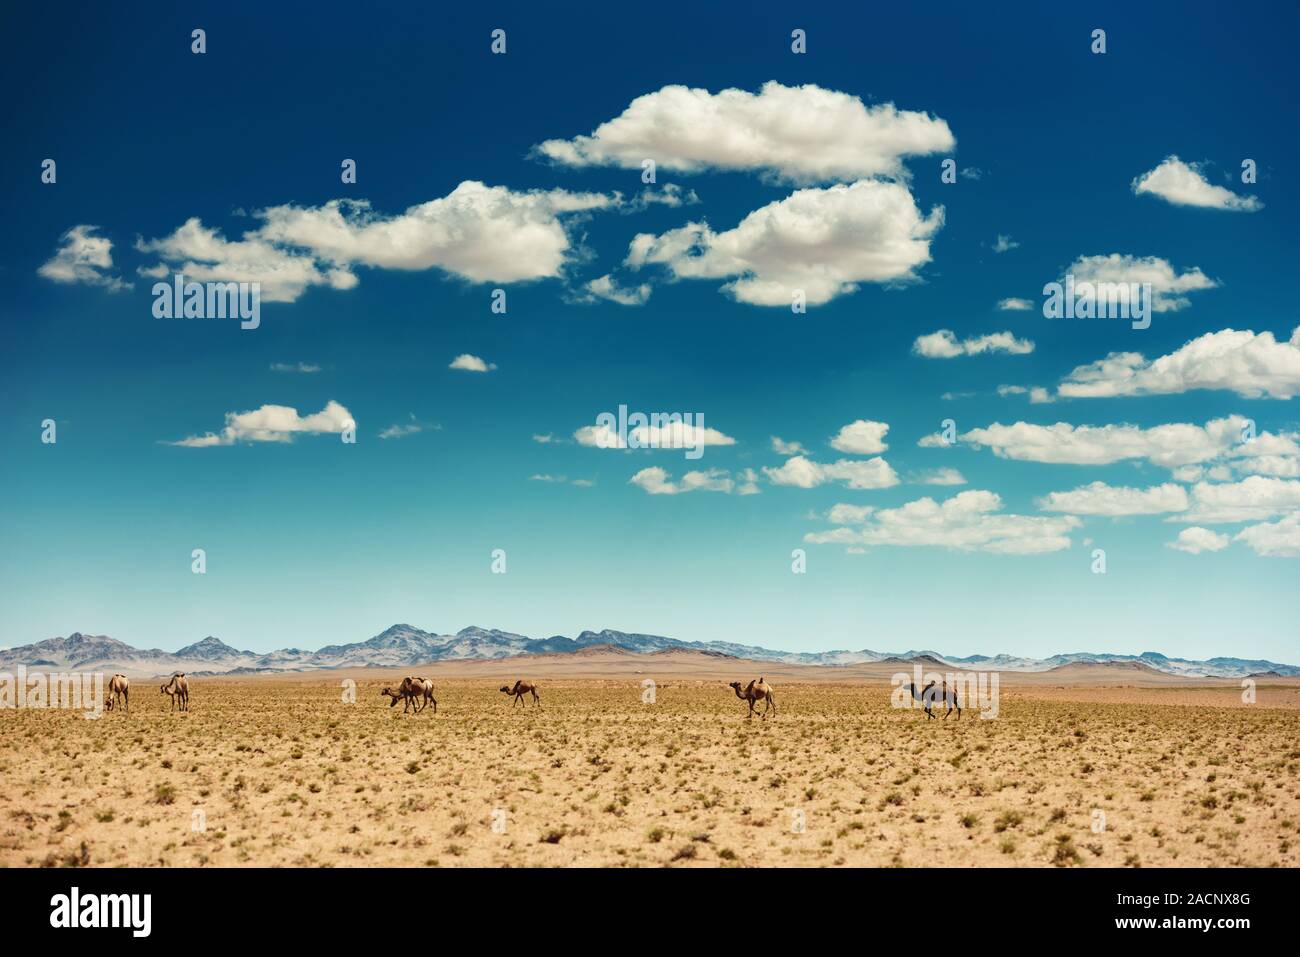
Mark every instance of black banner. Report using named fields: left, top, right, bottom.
left=2, top=866, right=1286, bottom=941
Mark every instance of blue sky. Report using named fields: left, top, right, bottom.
left=2, top=2, right=1297, bottom=662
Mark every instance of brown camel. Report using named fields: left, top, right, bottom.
left=728, top=677, right=776, bottom=718
left=381, top=676, right=435, bottom=714
left=160, top=673, right=189, bottom=712
left=500, top=680, right=540, bottom=709
left=410, top=676, right=437, bottom=713
left=105, top=674, right=129, bottom=712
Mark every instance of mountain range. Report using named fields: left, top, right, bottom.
left=0, top=626, right=1296, bottom=678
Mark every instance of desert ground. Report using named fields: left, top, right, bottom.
left=2, top=650, right=1298, bottom=868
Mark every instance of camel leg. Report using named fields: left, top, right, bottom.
left=430, top=697, right=437, bottom=714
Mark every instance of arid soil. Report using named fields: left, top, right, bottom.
left=2, top=652, right=1297, bottom=867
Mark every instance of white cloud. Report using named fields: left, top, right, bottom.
left=38, top=225, right=130, bottom=291
left=1180, top=477, right=1300, bottom=524
left=256, top=184, right=614, bottom=279
left=1132, top=156, right=1262, bottom=212
left=959, top=416, right=1248, bottom=468
left=806, top=489, right=1080, bottom=554
left=624, top=183, right=700, bottom=210
left=1038, top=481, right=1189, bottom=516
left=270, top=362, right=321, bottom=374
left=770, top=436, right=807, bottom=456
left=997, top=297, right=1033, bottom=311
left=1061, top=254, right=1218, bottom=313
left=530, top=474, right=594, bottom=487
left=997, top=384, right=1054, bottom=403
left=829, top=419, right=890, bottom=454
left=137, top=217, right=356, bottom=302
left=138, top=182, right=617, bottom=303
left=580, top=274, right=652, bottom=305
left=827, top=503, right=875, bottom=524
left=379, top=414, right=438, bottom=440
left=763, top=455, right=899, bottom=490
left=1234, top=513, right=1300, bottom=557
left=168, top=400, right=354, bottom=447
left=992, top=234, right=1019, bottom=253
left=629, top=466, right=758, bottom=495
left=913, top=467, right=967, bottom=486
left=1168, top=527, right=1231, bottom=554
left=534, top=81, right=954, bottom=183
left=1231, top=430, right=1300, bottom=459
left=574, top=421, right=737, bottom=451
left=913, top=329, right=1033, bottom=358
left=736, top=468, right=760, bottom=495
left=449, top=354, right=496, bottom=372
left=1058, top=327, right=1300, bottom=400
left=625, top=179, right=943, bottom=306
left=1235, top=455, right=1300, bottom=478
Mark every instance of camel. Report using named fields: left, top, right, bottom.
left=499, top=680, right=540, bottom=709
left=905, top=679, right=961, bottom=720
left=380, top=678, right=417, bottom=713
left=410, top=676, right=436, bottom=714
left=381, top=676, right=436, bottom=714
left=105, top=674, right=129, bottom=712
left=729, top=677, right=776, bottom=718
left=160, top=673, right=189, bottom=712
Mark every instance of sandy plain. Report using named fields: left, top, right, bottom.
left=2, top=649, right=1297, bottom=867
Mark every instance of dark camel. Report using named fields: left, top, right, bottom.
left=905, top=679, right=961, bottom=720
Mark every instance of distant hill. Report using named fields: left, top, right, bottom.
left=1, top=626, right=1295, bottom=679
